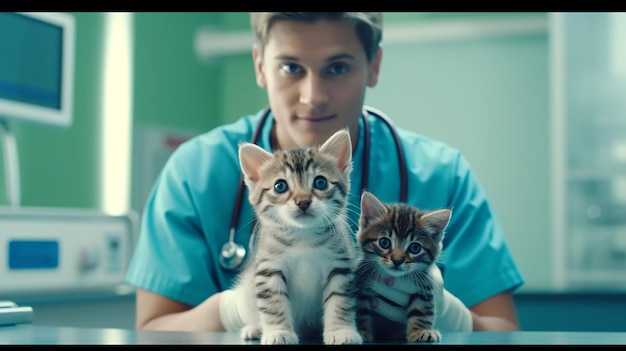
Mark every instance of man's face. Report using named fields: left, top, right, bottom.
left=253, top=19, right=382, bottom=150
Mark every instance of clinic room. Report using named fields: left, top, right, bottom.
left=1, top=12, right=626, bottom=345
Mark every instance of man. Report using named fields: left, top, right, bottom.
left=126, top=12, right=524, bottom=335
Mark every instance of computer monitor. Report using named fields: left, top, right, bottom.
left=0, top=12, right=75, bottom=127
left=0, top=12, right=75, bottom=206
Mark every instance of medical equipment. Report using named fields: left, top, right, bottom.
left=0, top=12, right=75, bottom=208
left=219, top=106, right=408, bottom=271
left=0, top=206, right=137, bottom=298
left=0, top=12, right=75, bottom=127
left=0, top=300, right=33, bottom=327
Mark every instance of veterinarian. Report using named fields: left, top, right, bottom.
left=125, top=12, right=525, bottom=335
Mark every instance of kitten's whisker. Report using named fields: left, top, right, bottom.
left=236, top=216, right=258, bottom=237
left=354, top=260, right=379, bottom=282
left=344, top=205, right=362, bottom=226
left=345, top=203, right=362, bottom=216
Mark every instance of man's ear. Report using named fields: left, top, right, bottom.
left=252, top=44, right=267, bottom=89
left=367, top=47, right=383, bottom=88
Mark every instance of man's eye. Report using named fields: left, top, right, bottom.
left=327, top=63, right=348, bottom=75
left=281, top=63, right=302, bottom=74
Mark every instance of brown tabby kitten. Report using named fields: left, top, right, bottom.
left=232, top=129, right=363, bottom=345
left=354, top=190, right=451, bottom=343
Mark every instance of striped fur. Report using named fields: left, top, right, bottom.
left=233, top=129, right=362, bottom=345
left=354, top=191, right=451, bottom=342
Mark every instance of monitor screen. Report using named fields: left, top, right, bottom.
left=0, top=12, right=75, bottom=127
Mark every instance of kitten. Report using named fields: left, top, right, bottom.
left=354, top=190, right=451, bottom=343
left=232, top=129, right=363, bottom=345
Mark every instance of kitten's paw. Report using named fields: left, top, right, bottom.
left=407, top=329, right=442, bottom=343
left=240, top=325, right=262, bottom=340
left=358, top=327, right=374, bottom=342
left=261, top=330, right=299, bottom=345
left=324, top=328, right=364, bottom=345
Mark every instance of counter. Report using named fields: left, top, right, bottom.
left=1, top=324, right=626, bottom=345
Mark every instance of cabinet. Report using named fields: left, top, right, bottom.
left=551, top=12, right=626, bottom=290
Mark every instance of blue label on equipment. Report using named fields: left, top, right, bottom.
left=8, top=240, right=59, bottom=269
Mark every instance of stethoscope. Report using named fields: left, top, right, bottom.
left=219, top=106, right=408, bottom=271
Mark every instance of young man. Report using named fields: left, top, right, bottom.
left=125, top=12, right=525, bottom=334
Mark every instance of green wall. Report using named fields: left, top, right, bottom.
left=133, top=12, right=223, bottom=131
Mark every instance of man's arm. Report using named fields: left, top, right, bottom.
left=135, top=289, right=226, bottom=331
left=370, top=265, right=521, bottom=332
left=134, top=282, right=520, bottom=333
left=470, top=290, right=520, bottom=331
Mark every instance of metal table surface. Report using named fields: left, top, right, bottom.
left=1, top=325, right=626, bottom=345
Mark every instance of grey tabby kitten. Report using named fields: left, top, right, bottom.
left=354, top=190, right=450, bottom=343
left=232, top=129, right=363, bottom=345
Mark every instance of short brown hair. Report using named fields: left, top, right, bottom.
left=250, top=12, right=383, bottom=62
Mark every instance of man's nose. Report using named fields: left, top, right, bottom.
left=299, top=74, right=329, bottom=108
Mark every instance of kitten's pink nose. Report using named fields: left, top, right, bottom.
left=296, top=198, right=311, bottom=211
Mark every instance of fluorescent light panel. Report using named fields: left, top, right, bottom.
left=101, top=12, right=133, bottom=215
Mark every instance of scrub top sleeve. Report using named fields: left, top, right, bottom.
left=125, top=140, right=218, bottom=307
left=442, top=152, right=525, bottom=308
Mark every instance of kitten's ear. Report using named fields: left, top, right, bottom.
left=319, top=129, right=352, bottom=174
left=421, top=209, right=452, bottom=243
left=238, top=142, right=273, bottom=184
left=359, top=191, right=387, bottom=228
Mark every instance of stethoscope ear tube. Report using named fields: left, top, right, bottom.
left=362, top=105, right=407, bottom=202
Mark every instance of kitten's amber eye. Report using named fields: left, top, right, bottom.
left=313, top=175, right=328, bottom=190
left=274, top=179, right=288, bottom=193
left=408, top=242, right=422, bottom=254
left=378, top=237, right=391, bottom=249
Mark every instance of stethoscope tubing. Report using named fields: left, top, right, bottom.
left=222, top=106, right=407, bottom=271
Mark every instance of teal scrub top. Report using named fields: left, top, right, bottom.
left=125, top=107, right=525, bottom=308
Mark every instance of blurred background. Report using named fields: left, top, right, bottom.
left=0, top=12, right=625, bottom=332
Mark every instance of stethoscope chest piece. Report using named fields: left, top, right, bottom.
left=219, top=240, right=246, bottom=271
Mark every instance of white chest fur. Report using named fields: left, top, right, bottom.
left=282, top=245, right=334, bottom=326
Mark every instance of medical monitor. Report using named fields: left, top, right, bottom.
left=0, top=12, right=75, bottom=127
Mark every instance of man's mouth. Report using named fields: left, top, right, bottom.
left=296, top=114, right=337, bottom=122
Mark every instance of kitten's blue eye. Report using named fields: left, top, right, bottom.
left=313, top=176, right=328, bottom=190
left=281, top=63, right=302, bottom=74
left=274, top=180, right=288, bottom=193
left=378, top=237, right=391, bottom=250
left=408, top=242, right=422, bottom=254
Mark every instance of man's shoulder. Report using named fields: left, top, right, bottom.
left=395, top=126, right=462, bottom=162
left=365, top=108, right=459, bottom=156
left=176, top=111, right=263, bottom=156
left=158, top=111, right=265, bottom=177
